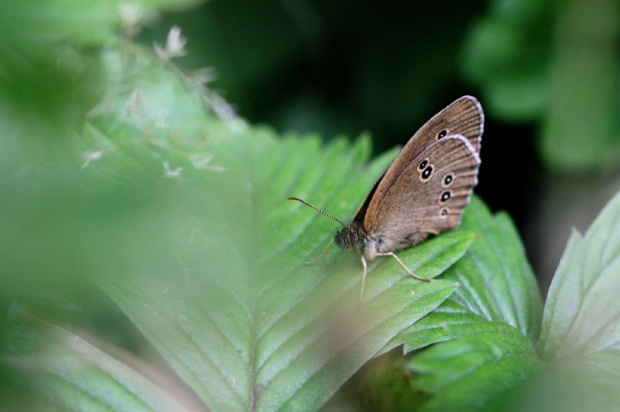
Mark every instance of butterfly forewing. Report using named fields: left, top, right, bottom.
left=354, top=96, right=483, bottom=223
left=364, top=135, right=480, bottom=246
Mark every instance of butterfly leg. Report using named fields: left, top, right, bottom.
left=376, top=252, right=431, bottom=282
left=359, top=255, right=368, bottom=304
left=304, top=239, right=335, bottom=265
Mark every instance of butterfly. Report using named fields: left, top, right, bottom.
left=289, top=96, right=484, bottom=301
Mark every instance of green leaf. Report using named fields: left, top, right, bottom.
left=378, top=197, right=543, bottom=410
left=510, top=356, right=620, bottom=412
left=0, top=0, right=204, bottom=48
left=3, top=303, right=195, bottom=412
left=89, top=128, right=475, bottom=411
left=444, top=197, right=543, bottom=345
left=2, top=87, right=474, bottom=412
left=539, top=190, right=620, bottom=361
left=409, top=322, right=541, bottom=411
left=387, top=196, right=543, bottom=353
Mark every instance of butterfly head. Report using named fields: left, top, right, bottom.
left=335, top=221, right=367, bottom=255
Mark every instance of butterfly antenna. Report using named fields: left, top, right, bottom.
left=287, top=197, right=347, bottom=227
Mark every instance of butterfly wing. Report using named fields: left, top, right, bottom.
left=364, top=135, right=480, bottom=250
left=353, top=96, right=483, bottom=222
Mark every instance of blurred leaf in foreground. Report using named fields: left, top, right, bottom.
left=3, top=118, right=475, bottom=410
left=1, top=16, right=475, bottom=406
left=533, top=191, right=620, bottom=410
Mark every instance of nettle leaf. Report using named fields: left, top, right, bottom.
left=410, top=321, right=541, bottom=411
left=387, top=196, right=543, bottom=353
left=539, top=191, right=620, bottom=365
left=443, top=197, right=543, bottom=345
left=488, top=190, right=620, bottom=410
left=89, top=129, right=475, bottom=412
left=384, top=197, right=543, bottom=410
left=3, top=118, right=474, bottom=410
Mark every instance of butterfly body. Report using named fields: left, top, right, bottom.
left=336, top=222, right=426, bottom=262
left=289, top=96, right=484, bottom=302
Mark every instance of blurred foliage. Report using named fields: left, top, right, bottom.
left=145, top=0, right=620, bottom=174
left=462, top=0, right=620, bottom=173
left=0, top=1, right=470, bottom=408
left=2, top=1, right=620, bottom=411
left=147, top=1, right=489, bottom=153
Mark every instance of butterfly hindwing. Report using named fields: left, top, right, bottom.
left=364, top=135, right=480, bottom=248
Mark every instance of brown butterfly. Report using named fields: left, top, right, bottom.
left=289, top=96, right=484, bottom=301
